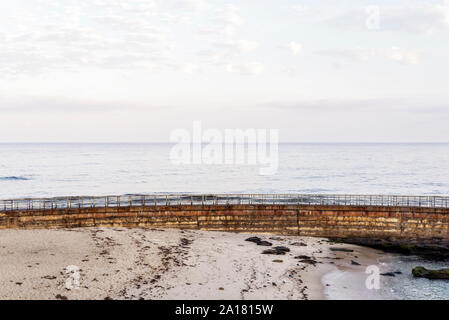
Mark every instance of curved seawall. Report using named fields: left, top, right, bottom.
left=1, top=204, right=449, bottom=241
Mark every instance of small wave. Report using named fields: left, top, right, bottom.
left=298, top=188, right=334, bottom=193
left=0, top=176, right=30, bottom=181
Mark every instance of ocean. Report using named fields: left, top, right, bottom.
left=1, top=142, right=448, bottom=300
left=1, top=143, right=449, bottom=199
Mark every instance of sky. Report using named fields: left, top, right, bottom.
left=0, top=0, right=449, bottom=142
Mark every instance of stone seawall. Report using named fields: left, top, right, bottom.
left=1, top=204, right=449, bottom=241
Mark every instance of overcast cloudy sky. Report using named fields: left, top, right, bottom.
left=1, top=0, right=448, bottom=142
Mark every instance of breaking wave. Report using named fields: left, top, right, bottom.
left=0, top=176, right=30, bottom=181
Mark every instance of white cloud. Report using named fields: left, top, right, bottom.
left=195, top=4, right=244, bottom=38
left=281, top=66, right=299, bottom=77
left=261, top=97, right=449, bottom=115
left=37, top=0, right=60, bottom=7
left=318, top=47, right=420, bottom=65
left=284, top=42, right=303, bottom=55
left=385, top=47, right=419, bottom=64
left=93, top=15, right=164, bottom=33
left=213, top=40, right=258, bottom=55
left=0, top=2, right=177, bottom=76
left=282, top=4, right=308, bottom=13
left=195, top=39, right=259, bottom=69
left=173, top=0, right=208, bottom=12
left=211, top=4, right=244, bottom=26
left=80, top=0, right=157, bottom=13
left=226, top=62, right=264, bottom=75
left=197, top=25, right=236, bottom=37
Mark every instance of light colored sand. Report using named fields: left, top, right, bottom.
left=0, top=228, right=376, bottom=300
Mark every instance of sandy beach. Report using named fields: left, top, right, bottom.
left=0, top=228, right=391, bottom=300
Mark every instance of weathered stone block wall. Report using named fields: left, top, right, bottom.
left=1, top=205, right=448, bottom=240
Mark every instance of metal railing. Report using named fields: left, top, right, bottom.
left=0, top=194, right=448, bottom=211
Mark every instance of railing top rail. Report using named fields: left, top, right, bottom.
left=1, top=193, right=449, bottom=202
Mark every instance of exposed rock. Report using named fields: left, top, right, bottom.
left=330, top=248, right=354, bottom=253
left=295, top=255, right=312, bottom=260
left=412, top=266, right=449, bottom=280
left=245, top=237, right=272, bottom=246
left=294, top=255, right=317, bottom=265
left=330, top=238, right=449, bottom=261
left=298, top=259, right=317, bottom=265
left=351, top=260, right=361, bottom=266
left=262, top=249, right=283, bottom=255
left=380, top=272, right=396, bottom=277
left=180, top=238, right=193, bottom=246
left=245, top=237, right=262, bottom=244
left=257, top=240, right=273, bottom=247
left=290, top=242, right=307, bottom=247
left=262, top=246, right=290, bottom=255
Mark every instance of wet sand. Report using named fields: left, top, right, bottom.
left=321, top=245, right=396, bottom=300
left=0, top=228, right=386, bottom=300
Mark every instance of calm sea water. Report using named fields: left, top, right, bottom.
left=1, top=143, right=449, bottom=199
left=1, top=143, right=448, bottom=300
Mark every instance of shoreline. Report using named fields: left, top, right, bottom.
left=0, top=228, right=392, bottom=300
left=320, top=243, right=396, bottom=300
